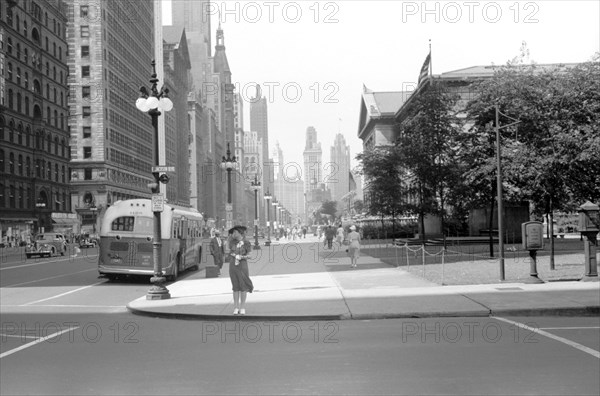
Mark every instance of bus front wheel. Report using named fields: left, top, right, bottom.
left=169, top=256, right=180, bottom=282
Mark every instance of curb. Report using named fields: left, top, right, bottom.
left=127, top=305, right=600, bottom=321
left=127, top=305, right=344, bottom=322
left=490, top=306, right=600, bottom=317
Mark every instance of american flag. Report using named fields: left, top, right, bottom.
left=418, top=53, right=431, bottom=86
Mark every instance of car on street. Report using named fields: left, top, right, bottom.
left=25, top=233, right=68, bottom=258
left=79, top=237, right=97, bottom=248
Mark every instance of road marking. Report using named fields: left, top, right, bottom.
left=0, top=257, right=74, bottom=270
left=495, top=317, right=600, bottom=359
left=3, top=268, right=97, bottom=287
left=0, top=326, right=79, bottom=359
left=23, top=281, right=105, bottom=305
left=0, top=333, right=38, bottom=340
left=540, top=327, right=600, bottom=330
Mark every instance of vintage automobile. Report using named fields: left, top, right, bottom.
left=79, top=237, right=97, bottom=248
left=25, top=233, right=68, bottom=258
left=78, top=233, right=99, bottom=248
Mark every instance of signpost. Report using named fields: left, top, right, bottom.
left=151, top=194, right=164, bottom=212
left=521, top=221, right=544, bottom=283
left=152, top=166, right=175, bottom=173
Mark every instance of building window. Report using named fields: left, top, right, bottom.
left=7, top=63, right=12, bottom=81
left=83, top=147, right=92, bottom=158
left=82, top=107, right=91, bottom=118
left=81, top=46, right=89, bottom=57
left=84, top=168, right=92, bottom=180
left=24, top=72, right=28, bottom=89
left=80, top=26, right=90, bottom=38
left=81, top=6, right=89, bottom=18
left=82, top=66, right=90, bottom=77
left=83, top=126, right=91, bottom=138
left=18, top=155, right=23, bottom=175
left=82, top=86, right=91, bottom=99
left=9, top=153, right=15, bottom=173
left=7, top=38, right=12, bottom=55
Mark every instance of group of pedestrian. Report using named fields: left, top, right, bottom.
left=322, top=223, right=362, bottom=268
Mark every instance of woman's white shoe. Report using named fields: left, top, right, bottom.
left=239, top=309, right=246, bottom=315
left=233, top=308, right=239, bottom=315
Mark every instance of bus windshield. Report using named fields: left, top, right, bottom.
left=110, top=216, right=153, bottom=234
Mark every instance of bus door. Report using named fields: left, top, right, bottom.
left=179, top=218, right=188, bottom=268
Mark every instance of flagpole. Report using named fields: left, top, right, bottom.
left=429, top=39, right=432, bottom=77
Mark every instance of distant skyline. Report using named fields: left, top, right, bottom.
left=162, top=0, right=600, bottom=172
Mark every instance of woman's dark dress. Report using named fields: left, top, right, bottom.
left=228, top=239, right=254, bottom=292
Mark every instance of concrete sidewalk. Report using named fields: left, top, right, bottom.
left=127, top=237, right=600, bottom=320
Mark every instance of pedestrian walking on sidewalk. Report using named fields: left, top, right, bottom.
left=228, top=225, right=254, bottom=315
left=347, top=225, right=361, bottom=268
left=209, top=230, right=225, bottom=275
left=336, top=224, right=345, bottom=247
left=325, top=225, right=335, bottom=249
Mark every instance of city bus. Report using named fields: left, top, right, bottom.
left=98, top=199, right=205, bottom=281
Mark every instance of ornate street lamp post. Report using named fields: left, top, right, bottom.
left=220, top=143, right=237, bottom=231
left=136, top=59, right=173, bottom=300
left=250, top=175, right=261, bottom=250
left=264, top=189, right=272, bottom=246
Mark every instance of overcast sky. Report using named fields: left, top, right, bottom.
left=162, top=0, right=599, bottom=172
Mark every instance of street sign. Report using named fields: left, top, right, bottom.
left=151, top=194, right=164, bottom=212
left=152, top=166, right=175, bottom=173
left=226, top=204, right=233, bottom=211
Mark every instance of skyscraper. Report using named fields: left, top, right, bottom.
left=328, top=133, right=351, bottom=202
left=1, top=0, right=73, bottom=239
left=250, top=85, right=270, bottom=225
left=303, top=126, right=322, bottom=194
left=68, top=0, right=156, bottom=233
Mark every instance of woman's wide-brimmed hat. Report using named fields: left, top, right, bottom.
left=229, top=225, right=247, bottom=234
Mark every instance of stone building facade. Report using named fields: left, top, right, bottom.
left=0, top=0, right=73, bottom=242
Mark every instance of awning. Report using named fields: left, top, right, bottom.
left=0, top=217, right=37, bottom=222
left=52, top=218, right=79, bottom=225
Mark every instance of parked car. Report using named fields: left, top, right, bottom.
left=26, top=233, right=68, bottom=258
left=79, top=237, right=97, bottom=248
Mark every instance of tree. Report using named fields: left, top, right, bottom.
left=394, top=81, right=462, bottom=242
left=353, top=199, right=364, bottom=214
left=319, top=200, right=338, bottom=221
left=464, top=51, right=600, bottom=262
left=356, top=146, right=408, bottom=235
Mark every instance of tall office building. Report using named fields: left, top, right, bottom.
left=67, top=0, right=156, bottom=233
left=303, top=126, right=322, bottom=193
left=162, top=26, right=192, bottom=207
left=250, top=84, right=270, bottom=225
left=328, top=133, right=351, bottom=202
left=0, top=0, right=73, bottom=241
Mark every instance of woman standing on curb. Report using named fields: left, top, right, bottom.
left=346, top=225, right=361, bottom=268
left=228, top=225, right=254, bottom=315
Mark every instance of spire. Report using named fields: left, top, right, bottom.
left=216, top=21, right=225, bottom=48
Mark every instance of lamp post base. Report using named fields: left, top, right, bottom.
left=147, top=276, right=171, bottom=300
left=253, top=242, right=261, bottom=250
left=580, top=275, right=599, bottom=282
left=265, top=240, right=271, bottom=246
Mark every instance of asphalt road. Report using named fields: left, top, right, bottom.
left=1, top=246, right=599, bottom=395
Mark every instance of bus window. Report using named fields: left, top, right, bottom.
left=112, top=216, right=134, bottom=231
left=134, top=217, right=153, bottom=234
